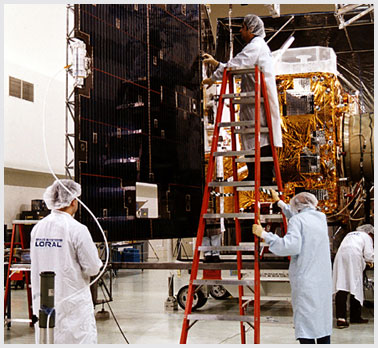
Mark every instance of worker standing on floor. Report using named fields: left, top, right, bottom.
left=30, top=179, right=102, bottom=344
left=333, top=224, right=374, bottom=329
left=253, top=190, right=333, bottom=344
left=201, top=14, right=282, bottom=185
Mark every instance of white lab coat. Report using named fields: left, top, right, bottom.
left=211, top=36, right=282, bottom=150
left=30, top=210, right=102, bottom=344
left=262, top=206, right=332, bottom=339
left=333, top=231, right=374, bottom=305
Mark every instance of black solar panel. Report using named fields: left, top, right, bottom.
left=74, top=4, right=205, bottom=242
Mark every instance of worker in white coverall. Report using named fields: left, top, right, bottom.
left=253, top=190, right=332, bottom=344
left=202, top=14, right=282, bottom=185
left=30, top=180, right=102, bottom=344
left=333, top=224, right=374, bottom=329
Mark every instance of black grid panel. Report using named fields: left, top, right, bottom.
left=74, top=4, right=203, bottom=241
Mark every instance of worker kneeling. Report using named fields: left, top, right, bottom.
left=30, top=179, right=103, bottom=344
left=253, top=190, right=332, bottom=344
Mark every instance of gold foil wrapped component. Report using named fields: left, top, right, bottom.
left=276, top=72, right=349, bottom=215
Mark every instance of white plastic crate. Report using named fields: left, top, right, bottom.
left=273, top=46, right=337, bottom=75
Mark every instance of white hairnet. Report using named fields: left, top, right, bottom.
left=356, top=224, right=374, bottom=235
left=243, top=14, right=266, bottom=38
left=43, top=179, right=81, bottom=210
left=289, top=192, right=318, bottom=213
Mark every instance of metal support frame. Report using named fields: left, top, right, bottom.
left=65, top=4, right=76, bottom=179
left=335, top=4, right=374, bottom=29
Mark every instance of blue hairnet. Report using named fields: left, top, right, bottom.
left=290, top=192, right=318, bottom=213
left=356, top=224, right=374, bottom=234
left=43, top=179, right=81, bottom=210
left=243, top=14, right=266, bottom=38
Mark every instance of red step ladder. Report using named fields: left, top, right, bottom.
left=4, top=220, right=36, bottom=328
left=179, top=66, right=286, bottom=344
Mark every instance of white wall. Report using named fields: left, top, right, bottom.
left=4, top=4, right=67, bottom=227
left=4, top=4, right=66, bottom=174
left=4, top=186, right=46, bottom=226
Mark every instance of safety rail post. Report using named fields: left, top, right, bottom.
left=227, top=71, right=247, bottom=344
left=260, top=72, right=287, bottom=234
left=179, top=69, right=229, bottom=344
left=4, top=224, right=17, bottom=312
left=253, top=65, right=261, bottom=344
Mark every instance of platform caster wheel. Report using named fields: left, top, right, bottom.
left=177, top=285, right=207, bottom=310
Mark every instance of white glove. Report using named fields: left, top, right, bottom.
left=270, top=189, right=280, bottom=203
left=203, top=53, right=219, bottom=68
left=253, top=223, right=264, bottom=238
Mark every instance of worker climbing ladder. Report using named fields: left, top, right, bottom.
left=179, top=65, right=286, bottom=344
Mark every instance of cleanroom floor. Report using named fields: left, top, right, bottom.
left=4, top=268, right=374, bottom=344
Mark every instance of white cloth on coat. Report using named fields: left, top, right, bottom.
left=333, top=230, right=374, bottom=305
left=30, top=210, right=102, bottom=344
left=211, top=36, right=282, bottom=149
left=261, top=205, right=332, bottom=340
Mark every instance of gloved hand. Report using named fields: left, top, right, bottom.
left=201, top=78, right=215, bottom=89
left=203, top=53, right=219, bottom=68
left=270, top=189, right=280, bottom=203
left=253, top=222, right=264, bottom=238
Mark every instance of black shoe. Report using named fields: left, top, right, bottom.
left=211, top=255, right=221, bottom=263
left=350, top=318, right=369, bottom=324
left=336, top=319, right=349, bottom=329
left=203, top=255, right=212, bottom=263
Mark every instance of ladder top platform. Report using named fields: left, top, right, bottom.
left=227, top=67, right=256, bottom=74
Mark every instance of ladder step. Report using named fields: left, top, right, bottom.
left=237, top=185, right=278, bottom=192
left=235, top=156, right=273, bottom=163
left=234, top=127, right=269, bottom=134
left=198, top=245, right=255, bottom=252
left=259, top=277, right=290, bottom=282
left=209, top=181, right=255, bottom=187
left=210, top=181, right=281, bottom=191
left=203, top=213, right=255, bottom=219
left=238, top=242, right=270, bottom=248
left=187, top=314, right=254, bottom=322
left=243, top=295, right=291, bottom=302
left=218, top=121, right=261, bottom=128
left=10, top=264, right=31, bottom=271
left=193, top=279, right=254, bottom=286
left=203, top=213, right=283, bottom=222
left=194, top=277, right=289, bottom=284
left=222, top=92, right=254, bottom=99
left=5, top=318, right=33, bottom=323
left=214, top=150, right=254, bottom=157
left=227, top=67, right=255, bottom=74
left=221, top=92, right=263, bottom=104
